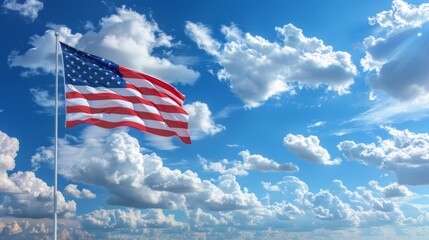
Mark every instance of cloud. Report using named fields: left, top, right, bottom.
left=349, top=96, right=429, bottom=126
left=0, top=130, right=20, bottom=192
left=184, top=101, right=225, bottom=140
left=261, top=181, right=280, bottom=192
left=369, top=180, right=413, bottom=198
left=200, top=150, right=299, bottom=176
left=30, top=146, right=53, bottom=171
left=185, top=21, right=357, bottom=108
left=80, top=208, right=186, bottom=230
left=30, top=126, right=262, bottom=211
left=9, top=7, right=199, bottom=84
left=338, top=126, right=429, bottom=185
left=2, top=0, right=43, bottom=21
left=29, top=88, right=64, bottom=115
left=361, top=0, right=429, bottom=101
left=0, top=130, right=76, bottom=218
left=284, top=133, right=341, bottom=165
left=307, top=121, right=326, bottom=129
left=64, top=184, right=96, bottom=199
left=2, top=171, right=76, bottom=218
left=0, top=218, right=88, bottom=239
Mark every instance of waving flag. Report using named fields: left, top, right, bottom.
left=60, top=42, right=191, bottom=144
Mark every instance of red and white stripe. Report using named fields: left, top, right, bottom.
left=65, top=66, right=191, bottom=144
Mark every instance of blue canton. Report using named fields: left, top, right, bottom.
left=60, top=42, right=126, bottom=88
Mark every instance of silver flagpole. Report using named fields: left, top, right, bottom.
left=54, top=32, right=59, bottom=240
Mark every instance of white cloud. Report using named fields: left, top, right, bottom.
left=2, top=0, right=43, bottom=21
left=284, top=133, right=341, bottom=165
left=185, top=21, right=221, bottom=57
left=186, top=21, right=357, bottom=108
left=307, top=121, right=326, bottom=129
left=8, top=24, right=82, bottom=75
left=338, top=126, right=429, bottom=185
left=200, top=150, right=298, bottom=176
left=239, top=150, right=299, bottom=172
left=349, top=96, right=429, bottom=126
left=0, top=130, right=76, bottom=218
left=30, top=146, right=53, bottom=171
left=29, top=88, right=64, bottom=115
left=80, top=208, right=186, bottom=230
left=369, top=180, right=412, bottom=198
left=362, top=0, right=429, bottom=101
left=30, top=126, right=262, bottom=211
left=261, top=181, right=280, bottom=192
left=0, top=130, right=20, bottom=192
left=2, top=171, right=76, bottom=218
left=64, top=184, right=96, bottom=199
left=184, top=101, right=225, bottom=140
left=9, top=7, right=199, bottom=84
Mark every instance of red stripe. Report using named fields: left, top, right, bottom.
left=125, top=83, right=182, bottom=106
left=67, top=106, right=188, bottom=129
left=66, top=119, right=191, bottom=144
left=119, top=66, right=185, bottom=101
left=66, top=91, right=188, bottom=115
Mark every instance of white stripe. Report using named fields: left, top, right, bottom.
left=67, top=112, right=190, bottom=137
left=66, top=98, right=189, bottom=122
left=124, top=77, right=184, bottom=106
left=65, top=84, right=180, bottom=107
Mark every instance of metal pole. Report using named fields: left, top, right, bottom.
left=54, top=32, right=59, bottom=240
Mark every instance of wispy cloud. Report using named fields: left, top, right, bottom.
left=2, top=0, right=43, bottom=21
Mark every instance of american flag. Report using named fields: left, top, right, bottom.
left=60, top=42, right=191, bottom=144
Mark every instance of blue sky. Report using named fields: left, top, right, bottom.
left=2, top=0, right=429, bottom=239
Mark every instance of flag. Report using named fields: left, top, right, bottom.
left=60, top=42, right=191, bottom=144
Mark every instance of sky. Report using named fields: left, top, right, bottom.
left=2, top=0, right=429, bottom=239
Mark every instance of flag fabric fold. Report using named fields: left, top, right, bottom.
left=60, top=42, right=191, bottom=144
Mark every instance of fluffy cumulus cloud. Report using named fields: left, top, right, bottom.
left=80, top=208, right=186, bottom=233
left=9, top=7, right=199, bottom=84
left=369, top=180, right=413, bottom=198
left=0, top=130, right=76, bottom=219
left=185, top=21, right=357, bottom=108
left=0, top=130, right=20, bottom=193
left=361, top=0, right=429, bottom=101
left=2, top=0, right=43, bottom=21
left=2, top=171, right=76, bottom=218
left=338, top=126, right=429, bottom=185
left=30, top=126, right=261, bottom=211
left=183, top=177, right=423, bottom=236
left=284, top=133, right=341, bottom=165
left=200, top=150, right=298, bottom=176
left=64, top=184, right=96, bottom=199
left=184, top=101, right=225, bottom=140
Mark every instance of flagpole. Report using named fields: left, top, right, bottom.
left=54, top=32, right=59, bottom=240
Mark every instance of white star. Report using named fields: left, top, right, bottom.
left=107, top=82, right=110, bottom=85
